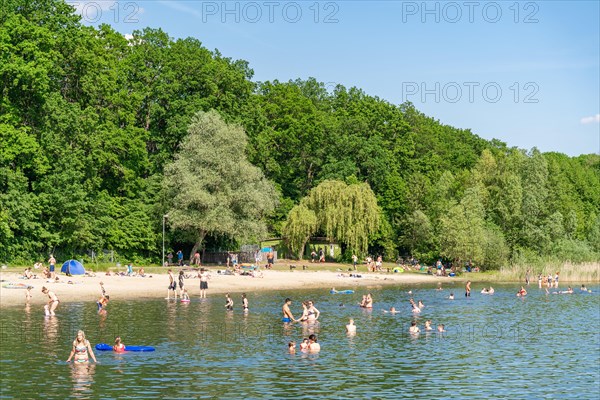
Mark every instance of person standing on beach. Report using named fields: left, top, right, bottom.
left=192, top=251, right=201, bottom=266
left=465, top=281, right=471, bottom=297
left=525, top=269, right=531, bottom=286
left=48, top=255, right=56, bottom=279
left=282, top=298, right=296, bottom=323
left=176, top=250, right=184, bottom=266
left=352, top=254, right=358, bottom=271
left=166, top=269, right=177, bottom=300
left=199, top=268, right=209, bottom=298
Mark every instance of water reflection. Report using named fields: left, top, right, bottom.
left=0, top=285, right=598, bottom=399
left=69, top=362, right=95, bottom=397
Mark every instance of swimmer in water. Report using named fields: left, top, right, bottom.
left=448, top=293, right=455, bottom=300
left=307, top=334, right=320, bottom=352
left=225, top=293, right=234, bottom=310
left=97, top=282, right=109, bottom=311
left=113, top=336, right=125, bottom=352
left=288, top=341, right=296, bottom=354
left=345, top=318, right=356, bottom=334
left=517, top=286, right=527, bottom=296
left=66, top=330, right=97, bottom=363
left=437, top=324, right=446, bottom=333
left=425, top=320, right=433, bottom=331
left=282, top=298, right=297, bottom=323
left=299, top=338, right=309, bottom=351
left=409, top=321, right=420, bottom=334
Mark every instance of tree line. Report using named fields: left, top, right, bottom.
left=1, top=0, right=598, bottom=268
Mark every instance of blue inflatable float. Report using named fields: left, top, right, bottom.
left=95, top=343, right=155, bottom=352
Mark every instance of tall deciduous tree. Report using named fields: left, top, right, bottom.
left=162, top=110, right=277, bottom=257
left=283, top=180, right=380, bottom=258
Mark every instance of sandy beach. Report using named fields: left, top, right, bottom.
left=0, top=268, right=442, bottom=307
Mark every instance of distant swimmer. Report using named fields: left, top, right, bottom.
left=113, top=336, right=125, bottom=352
left=448, top=293, right=455, bottom=300
left=288, top=341, right=296, bottom=354
left=282, top=298, right=296, bottom=323
left=225, top=293, right=234, bottom=310
left=346, top=318, right=357, bottom=334
left=242, top=293, right=249, bottom=311
left=97, top=282, right=109, bottom=312
left=383, top=307, right=398, bottom=314
left=517, top=286, right=527, bottom=297
left=465, top=281, right=471, bottom=297
left=437, top=324, right=446, bottom=333
left=307, top=334, right=321, bottom=352
left=409, top=321, right=420, bottom=334
left=425, top=320, right=433, bottom=331
left=409, top=298, right=421, bottom=314
left=300, top=338, right=309, bottom=350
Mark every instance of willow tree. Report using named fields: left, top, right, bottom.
left=283, top=180, right=380, bottom=259
left=281, top=204, right=318, bottom=259
left=162, top=110, right=277, bottom=257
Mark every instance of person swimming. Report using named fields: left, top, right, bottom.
left=409, top=321, right=420, bottom=334
left=113, top=336, right=125, bottom=352
left=448, top=293, right=455, bottom=300
left=425, top=320, right=433, bottom=331
left=288, top=341, right=296, bottom=354
left=345, top=318, right=356, bottom=334
left=307, top=334, right=320, bottom=351
left=299, top=338, right=309, bottom=350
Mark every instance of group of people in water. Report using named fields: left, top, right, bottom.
left=282, top=298, right=320, bottom=324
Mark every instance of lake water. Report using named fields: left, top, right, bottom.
left=1, top=282, right=599, bottom=399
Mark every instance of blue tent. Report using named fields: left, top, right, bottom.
left=61, top=260, right=85, bottom=275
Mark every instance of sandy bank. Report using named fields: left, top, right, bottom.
left=0, top=269, right=443, bottom=307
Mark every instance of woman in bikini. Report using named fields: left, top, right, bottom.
left=67, top=330, right=97, bottom=363
left=306, top=301, right=320, bottom=323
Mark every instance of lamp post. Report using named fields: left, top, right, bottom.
left=162, top=214, right=169, bottom=267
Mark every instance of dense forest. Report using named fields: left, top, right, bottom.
left=1, top=0, right=599, bottom=267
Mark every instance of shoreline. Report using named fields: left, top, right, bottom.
left=0, top=269, right=444, bottom=307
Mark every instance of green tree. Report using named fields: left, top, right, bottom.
left=162, top=110, right=277, bottom=257
left=281, top=204, right=318, bottom=259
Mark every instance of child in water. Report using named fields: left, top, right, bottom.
left=299, top=338, right=309, bottom=351
left=113, top=336, right=125, bottom=352
left=97, top=282, right=109, bottom=311
left=288, top=341, right=296, bottom=354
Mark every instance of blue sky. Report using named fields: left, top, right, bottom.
left=70, top=1, right=599, bottom=156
